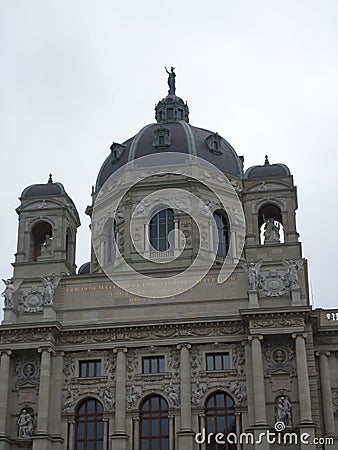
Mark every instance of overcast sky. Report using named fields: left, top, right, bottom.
left=1, top=0, right=337, bottom=313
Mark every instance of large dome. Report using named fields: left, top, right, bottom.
left=96, top=116, right=243, bottom=190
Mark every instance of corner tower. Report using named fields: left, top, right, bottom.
left=13, top=174, right=80, bottom=278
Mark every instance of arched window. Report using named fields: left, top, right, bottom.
left=75, top=398, right=104, bottom=450
left=140, top=395, right=169, bottom=450
left=31, top=221, right=52, bottom=261
left=205, top=392, right=236, bottom=450
left=149, top=209, right=174, bottom=251
left=213, top=210, right=229, bottom=258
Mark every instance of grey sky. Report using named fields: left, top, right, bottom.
left=1, top=0, right=337, bottom=312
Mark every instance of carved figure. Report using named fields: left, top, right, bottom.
left=64, top=387, right=78, bottom=413
left=165, top=383, right=179, bottom=406
left=165, top=66, right=176, bottom=95
left=127, top=385, right=141, bottom=408
left=41, top=275, right=62, bottom=305
left=18, top=409, right=34, bottom=438
left=242, top=261, right=263, bottom=291
left=276, top=395, right=292, bottom=427
left=263, top=218, right=280, bottom=243
left=101, top=387, right=115, bottom=411
left=191, top=381, right=207, bottom=406
left=230, top=381, right=246, bottom=403
left=1, top=278, right=22, bottom=308
left=40, top=234, right=53, bottom=256
left=282, top=259, right=304, bottom=289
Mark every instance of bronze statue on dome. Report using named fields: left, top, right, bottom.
left=165, top=66, right=176, bottom=95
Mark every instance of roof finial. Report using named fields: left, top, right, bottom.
left=264, top=155, right=270, bottom=165
left=48, top=173, right=53, bottom=184
left=165, top=66, right=176, bottom=95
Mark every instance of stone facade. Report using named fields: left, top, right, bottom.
left=1, top=82, right=337, bottom=450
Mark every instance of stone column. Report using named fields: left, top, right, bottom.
left=36, top=347, right=53, bottom=434
left=144, top=222, right=150, bottom=252
left=244, top=340, right=255, bottom=426
left=168, top=415, right=175, bottom=450
left=111, top=347, right=128, bottom=450
left=32, top=347, right=53, bottom=450
left=178, top=343, right=192, bottom=431
left=177, top=343, right=194, bottom=450
left=235, top=413, right=242, bottom=450
left=249, top=335, right=267, bottom=425
left=317, top=351, right=335, bottom=436
left=132, top=416, right=140, bottom=450
left=103, top=418, right=109, bottom=450
left=67, top=420, right=75, bottom=450
left=198, top=414, right=206, bottom=450
left=50, top=352, right=64, bottom=449
left=292, top=333, right=313, bottom=424
left=0, top=350, right=11, bottom=440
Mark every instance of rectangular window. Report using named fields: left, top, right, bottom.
left=79, top=359, right=101, bottom=378
left=158, top=135, right=165, bottom=145
left=206, top=353, right=230, bottom=371
left=142, top=356, right=165, bottom=374
left=167, top=108, right=174, bottom=119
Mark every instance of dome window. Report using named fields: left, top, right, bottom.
left=205, top=133, right=222, bottom=155
left=153, top=128, right=171, bottom=149
left=110, top=142, right=125, bottom=164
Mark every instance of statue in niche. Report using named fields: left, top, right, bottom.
left=1, top=278, right=22, bottom=308
left=18, top=409, right=34, bottom=438
left=275, top=395, right=292, bottom=427
left=282, top=259, right=304, bottom=289
left=41, top=275, right=62, bottom=305
left=242, top=260, right=263, bottom=291
left=165, top=66, right=176, bottom=95
left=263, top=218, right=280, bottom=243
left=40, top=234, right=53, bottom=257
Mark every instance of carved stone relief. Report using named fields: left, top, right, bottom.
left=258, top=269, right=289, bottom=297
left=19, top=287, right=45, bottom=313
left=264, top=343, right=296, bottom=375
left=233, top=343, right=245, bottom=376
left=251, top=317, right=303, bottom=329
left=99, top=387, right=115, bottom=411
left=191, top=381, right=208, bottom=406
left=15, top=357, right=40, bottom=385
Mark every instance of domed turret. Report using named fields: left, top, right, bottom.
left=14, top=174, right=80, bottom=278
left=244, top=155, right=291, bottom=179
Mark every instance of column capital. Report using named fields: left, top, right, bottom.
left=315, top=351, right=331, bottom=357
left=38, top=346, right=55, bottom=354
left=177, top=343, right=191, bottom=350
left=292, top=332, right=306, bottom=339
left=132, top=416, right=140, bottom=421
left=248, top=334, right=263, bottom=342
left=0, top=350, right=12, bottom=357
left=113, top=346, right=128, bottom=354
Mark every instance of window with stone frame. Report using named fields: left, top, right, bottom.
left=75, top=398, right=104, bottom=450
left=206, top=352, right=230, bottom=371
left=79, top=359, right=102, bottom=378
left=140, top=395, right=169, bottom=450
left=205, top=392, right=236, bottom=450
left=142, top=355, right=165, bottom=374
left=153, top=127, right=171, bottom=149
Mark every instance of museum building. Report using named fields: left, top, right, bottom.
left=0, top=73, right=337, bottom=450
